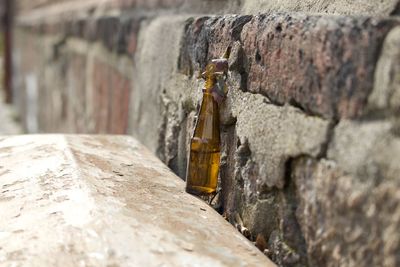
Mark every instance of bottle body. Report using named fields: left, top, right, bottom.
left=186, top=92, right=220, bottom=196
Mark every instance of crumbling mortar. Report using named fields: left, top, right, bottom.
left=316, top=119, right=339, bottom=159
left=278, top=155, right=313, bottom=266
left=157, top=92, right=182, bottom=168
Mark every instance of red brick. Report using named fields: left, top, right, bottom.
left=92, top=61, right=111, bottom=133
left=91, top=60, right=131, bottom=134
left=109, top=70, right=131, bottom=134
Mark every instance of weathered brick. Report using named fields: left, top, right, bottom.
left=95, top=16, right=121, bottom=51
left=66, top=53, right=87, bottom=133
left=180, top=14, right=399, bottom=119
left=241, top=15, right=399, bottom=119
left=92, top=61, right=111, bottom=133
left=90, top=60, right=132, bottom=134
left=117, top=17, right=143, bottom=55
left=179, top=15, right=252, bottom=75
left=109, top=70, right=131, bottom=134
left=293, top=157, right=400, bottom=267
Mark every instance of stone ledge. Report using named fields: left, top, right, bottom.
left=0, top=135, right=275, bottom=267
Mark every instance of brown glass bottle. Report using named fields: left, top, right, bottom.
left=186, top=71, right=221, bottom=196
left=186, top=91, right=221, bottom=196
left=186, top=48, right=230, bottom=197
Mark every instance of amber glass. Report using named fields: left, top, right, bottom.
left=186, top=90, right=221, bottom=196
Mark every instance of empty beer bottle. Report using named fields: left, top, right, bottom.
left=186, top=50, right=230, bottom=197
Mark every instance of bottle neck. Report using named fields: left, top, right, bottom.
left=202, top=88, right=212, bottom=95
left=202, top=89, right=216, bottom=103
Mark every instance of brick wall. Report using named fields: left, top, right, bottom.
left=13, top=0, right=400, bottom=266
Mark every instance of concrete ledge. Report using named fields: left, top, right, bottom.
left=0, top=135, right=274, bottom=267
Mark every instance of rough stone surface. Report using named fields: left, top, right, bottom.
left=241, top=15, right=398, bottom=119
left=241, top=0, right=400, bottom=16
left=293, top=158, right=400, bottom=267
left=180, top=14, right=399, bottom=119
left=368, top=26, right=400, bottom=116
left=0, top=135, right=275, bottom=267
left=297, top=118, right=400, bottom=267
left=328, top=119, right=400, bottom=182
left=229, top=89, right=329, bottom=190
left=328, top=120, right=397, bottom=179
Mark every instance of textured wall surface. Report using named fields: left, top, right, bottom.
left=13, top=0, right=400, bottom=266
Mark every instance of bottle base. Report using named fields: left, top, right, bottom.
left=185, top=185, right=216, bottom=196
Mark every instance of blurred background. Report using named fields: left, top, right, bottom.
left=0, top=0, right=21, bottom=134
